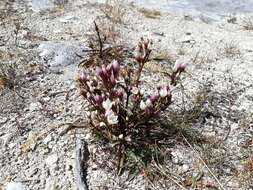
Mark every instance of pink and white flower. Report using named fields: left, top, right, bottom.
left=140, top=100, right=147, bottom=110
left=79, top=70, right=87, bottom=81
left=112, top=60, right=120, bottom=74
left=159, top=87, right=168, bottom=98
left=146, top=98, right=152, bottom=107
left=105, top=109, right=118, bottom=125
left=173, top=60, right=187, bottom=73
left=102, top=98, right=113, bottom=111
left=131, top=86, right=139, bottom=95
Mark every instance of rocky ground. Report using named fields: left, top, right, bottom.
left=0, top=0, right=253, bottom=190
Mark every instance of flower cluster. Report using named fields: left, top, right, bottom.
left=96, top=60, right=120, bottom=88
left=78, top=38, right=186, bottom=144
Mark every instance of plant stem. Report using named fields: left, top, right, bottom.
left=134, top=62, right=144, bottom=86
left=117, top=143, right=125, bottom=175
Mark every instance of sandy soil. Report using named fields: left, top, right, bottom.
left=0, top=0, right=252, bottom=189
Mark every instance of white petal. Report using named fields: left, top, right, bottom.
left=102, top=99, right=113, bottom=111
left=140, top=100, right=147, bottom=110
left=99, top=122, right=106, bottom=127
left=86, top=111, right=91, bottom=117
left=125, top=136, right=132, bottom=142
left=119, top=134, right=124, bottom=139
left=106, top=110, right=118, bottom=125
left=159, top=88, right=167, bottom=98
left=140, top=89, right=145, bottom=95
left=173, top=60, right=180, bottom=71
left=146, top=99, right=152, bottom=107
left=91, top=111, right=97, bottom=120
left=107, top=114, right=118, bottom=125
left=131, top=87, right=139, bottom=95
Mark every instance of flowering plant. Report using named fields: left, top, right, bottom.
left=78, top=38, right=186, bottom=172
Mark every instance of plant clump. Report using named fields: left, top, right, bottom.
left=78, top=36, right=187, bottom=173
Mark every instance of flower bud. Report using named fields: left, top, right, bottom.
left=110, top=72, right=116, bottom=86
left=97, top=66, right=107, bottom=81
left=102, top=65, right=108, bottom=78
left=101, top=94, right=106, bottom=100
left=150, top=94, right=159, bottom=103
left=106, top=63, right=112, bottom=73
left=112, top=60, right=120, bottom=74
left=178, top=63, right=187, bottom=73
left=134, top=48, right=144, bottom=63
left=167, top=86, right=171, bottom=96
left=174, top=60, right=187, bottom=73
left=116, top=89, right=123, bottom=99
left=144, top=40, right=149, bottom=49
left=96, top=67, right=103, bottom=77
left=94, top=95, right=103, bottom=105
left=79, top=70, right=87, bottom=82
left=135, top=55, right=144, bottom=63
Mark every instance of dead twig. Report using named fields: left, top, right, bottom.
left=59, top=122, right=87, bottom=136
left=94, top=21, right=104, bottom=59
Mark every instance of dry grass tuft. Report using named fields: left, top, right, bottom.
left=224, top=42, right=241, bottom=58
left=242, top=17, right=253, bottom=30
left=0, top=51, right=17, bottom=91
left=0, top=64, right=16, bottom=91
left=237, top=156, right=253, bottom=187
left=101, top=0, right=126, bottom=24
left=245, top=156, right=253, bottom=173
left=53, top=0, right=68, bottom=7
left=139, top=8, right=161, bottom=19
left=80, top=21, right=129, bottom=68
left=218, top=41, right=241, bottom=59
left=96, top=0, right=126, bottom=43
left=94, top=18, right=121, bottom=43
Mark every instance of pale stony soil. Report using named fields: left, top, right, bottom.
left=0, top=0, right=253, bottom=190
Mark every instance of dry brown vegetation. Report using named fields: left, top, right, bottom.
left=217, top=41, right=241, bottom=59
left=243, top=17, right=253, bottom=30
left=93, top=0, right=126, bottom=43
left=53, top=0, right=68, bottom=7
left=102, top=0, right=126, bottom=24
left=139, top=8, right=161, bottom=19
